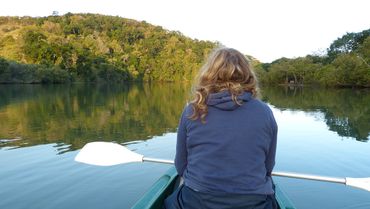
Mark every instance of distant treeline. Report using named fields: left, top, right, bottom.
left=0, top=13, right=216, bottom=83
left=0, top=13, right=369, bottom=87
left=254, top=29, right=370, bottom=87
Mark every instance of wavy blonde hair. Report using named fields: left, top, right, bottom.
left=189, top=47, right=258, bottom=122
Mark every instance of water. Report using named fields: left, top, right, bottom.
left=0, top=83, right=369, bottom=209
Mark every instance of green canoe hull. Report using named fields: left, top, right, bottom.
left=132, top=167, right=296, bottom=209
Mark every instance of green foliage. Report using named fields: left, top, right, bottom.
left=0, top=13, right=217, bottom=83
left=259, top=29, right=370, bottom=87
left=22, top=29, right=57, bottom=65
left=0, top=58, right=72, bottom=83
left=330, top=53, right=370, bottom=86
left=0, top=57, right=9, bottom=74
left=0, top=14, right=368, bottom=87
left=327, top=29, right=370, bottom=62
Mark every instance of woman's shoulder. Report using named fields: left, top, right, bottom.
left=247, top=96, right=266, bottom=106
left=183, top=103, right=193, bottom=112
left=250, top=99, right=277, bottom=126
left=247, top=97, right=274, bottom=114
left=180, top=103, right=194, bottom=120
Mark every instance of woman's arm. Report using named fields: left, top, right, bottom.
left=266, top=111, right=278, bottom=176
left=175, top=107, right=188, bottom=176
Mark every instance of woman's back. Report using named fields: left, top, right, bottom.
left=177, top=91, right=277, bottom=195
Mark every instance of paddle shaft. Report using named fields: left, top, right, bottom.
left=142, top=157, right=346, bottom=184
left=143, top=157, right=174, bottom=164
left=272, top=171, right=346, bottom=184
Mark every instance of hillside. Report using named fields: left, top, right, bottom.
left=0, top=13, right=369, bottom=87
left=0, top=13, right=217, bottom=83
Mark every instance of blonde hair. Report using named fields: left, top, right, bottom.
left=189, top=47, right=258, bottom=122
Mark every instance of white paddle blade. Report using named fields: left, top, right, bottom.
left=74, top=142, right=143, bottom=166
left=346, top=177, right=370, bottom=192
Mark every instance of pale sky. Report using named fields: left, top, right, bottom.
left=1, top=0, right=369, bottom=62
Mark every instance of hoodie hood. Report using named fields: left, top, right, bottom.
left=207, top=91, right=252, bottom=110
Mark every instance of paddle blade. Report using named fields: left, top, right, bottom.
left=75, top=142, right=143, bottom=166
left=346, top=177, right=370, bottom=192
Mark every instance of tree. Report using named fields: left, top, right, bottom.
left=0, top=57, right=9, bottom=74
left=327, top=29, right=370, bottom=61
left=331, top=53, right=370, bottom=87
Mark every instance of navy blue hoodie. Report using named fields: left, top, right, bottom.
left=175, top=91, right=277, bottom=195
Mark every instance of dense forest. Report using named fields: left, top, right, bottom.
left=0, top=13, right=369, bottom=87
left=0, top=13, right=216, bottom=83
left=254, top=29, right=370, bottom=87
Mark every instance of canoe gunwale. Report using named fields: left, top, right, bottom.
left=131, top=166, right=296, bottom=209
left=131, top=167, right=178, bottom=209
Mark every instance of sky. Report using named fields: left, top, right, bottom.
left=0, top=0, right=369, bottom=62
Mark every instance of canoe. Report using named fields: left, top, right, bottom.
left=132, top=166, right=296, bottom=209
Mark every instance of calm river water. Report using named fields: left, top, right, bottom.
left=0, top=83, right=369, bottom=209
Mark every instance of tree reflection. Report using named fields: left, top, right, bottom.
left=0, top=83, right=190, bottom=151
left=261, top=86, right=369, bottom=142
left=0, top=84, right=368, bottom=153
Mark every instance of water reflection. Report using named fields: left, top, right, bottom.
left=0, top=83, right=190, bottom=151
left=261, top=86, right=369, bottom=142
left=0, top=84, right=368, bottom=152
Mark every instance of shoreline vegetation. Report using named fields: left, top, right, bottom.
left=0, top=13, right=369, bottom=87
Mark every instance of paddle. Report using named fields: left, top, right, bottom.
left=75, top=141, right=370, bottom=192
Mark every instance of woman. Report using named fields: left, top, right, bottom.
left=165, top=47, right=278, bottom=209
